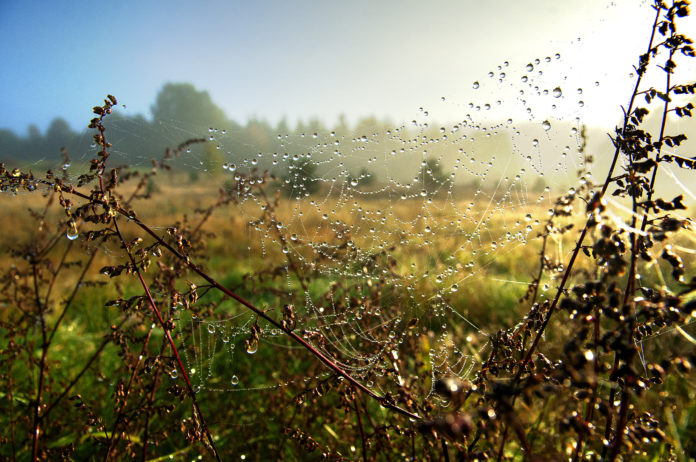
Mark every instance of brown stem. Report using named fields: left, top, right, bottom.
left=9, top=367, right=17, bottom=462
left=353, top=386, right=368, bottom=462
left=496, top=426, right=509, bottom=462
left=611, top=12, right=677, bottom=461
left=41, top=240, right=73, bottom=315
left=42, top=316, right=128, bottom=419
left=142, top=341, right=166, bottom=462
left=521, top=0, right=663, bottom=368
left=31, top=264, right=48, bottom=462
left=125, top=209, right=420, bottom=420
left=111, top=218, right=222, bottom=461
left=52, top=181, right=419, bottom=419
left=104, top=326, right=155, bottom=461
left=441, top=438, right=450, bottom=462
left=46, top=247, right=98, bottom=347
left=572, top=308, right=601, bottom=462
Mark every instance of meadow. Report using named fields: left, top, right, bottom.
left=2, top=1, right=696, bottom=461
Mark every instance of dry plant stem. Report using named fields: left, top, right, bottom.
left=42, top=316, right=129, bottom=419
left=31, top=264, right=48, bottom=462
left=521, top=0, right=662, bottom=368
left=352, top=386, right=368, bottom=462
left=111, top=218, right=222, bottom=462
left=41, top=239, right=72, bottom=313
left=441, top=439, right=450, bottom=462
left=491, top=6, right=665, bottom=458
left=35, top=183, right=417, bottom=417
left=259, top=188, right=309, bottom=292
left=572, top=309, right=602, bottom=462
left=104, top=325, right=155, bottom=461
left=47, top=246, right=98, bottom=347
left=496, top=426, right=509, bottom=462
left=142, top=342, right=166, bottom=462
left=30, top=240, right=79, bottom=460
left=609, top=15, right=679, bottom=462
left=119, top=208, right=420, bottom=420
left=275, top=406, right=299, bottom=459
left=9, top=368, right=17, bottom=462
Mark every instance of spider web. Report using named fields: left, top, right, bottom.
left=7, top=11, right=696, bottom=405
left=135, top=53, right=605, bottom=397
left=159, top=45, right=695, bottom=400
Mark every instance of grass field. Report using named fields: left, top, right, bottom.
left=1, top=162, right=694, bottom=460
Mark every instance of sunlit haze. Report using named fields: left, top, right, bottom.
left=1, top=0, right=694, bottom=134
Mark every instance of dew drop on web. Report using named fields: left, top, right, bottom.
left=66, top=222, right=79, bottom=241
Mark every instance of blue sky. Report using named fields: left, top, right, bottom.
left=1, top=0, right=692, bottom=135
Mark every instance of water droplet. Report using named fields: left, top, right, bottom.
left=207, top=324, right=216, bottom=334
left=472, top=81, right=480, bottom=89
left=231, top=375, right=239, bottom=385
left=526, top=63, right=534, bottom=72
left=542, top=120, right=551, bottom=131
left=66, top=222, right=79, bottom=241
left=552, top=87, right=562, bottom=98
left=246, top=342, right=258, bottom=355
left=450, top=284, right=458, bottom=293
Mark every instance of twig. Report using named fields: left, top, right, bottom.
left=111, top=218, right=222, bottom=461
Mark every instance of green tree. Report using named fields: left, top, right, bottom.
left=44, top=117, right=75, bottom=154
left=282, top=158, right=320, bottom=198
left=202, top=142, right=223, bottom=177
left=150, top=82, right=228, bottom=130
left=0, top=129, right=21, bottom=158
left=347, top=167, right=375, bottom=188
left=420, top=159, right=452, bottom=195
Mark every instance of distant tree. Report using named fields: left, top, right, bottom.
left=244, top=118, right=274, bottom=155
left=334, top=114, right=351, bottom=139
left=150, top=83, right=228, bottom=130
left=202, top=142, right=223, bottom=177
left=27, top=124, right=42, bottom=140
left=282, top=158, right=320, bottom=198
left=24, top=124, right=44, bottom=158
left=0, top=129, right=21, bottom=158
left=420, top=159, right=453, bottom=195
left=294, top=119, right=307, bottom=136
left=353, top=116, right=382, bottom=139
left=44, top=117, right=75, bottom=154
left=347, top=167, right=375, bottom=188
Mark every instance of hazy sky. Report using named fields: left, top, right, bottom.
left=1, top=0, right=693, bottom=135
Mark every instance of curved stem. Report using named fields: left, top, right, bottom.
left=111, top=218, right=222, bottom=461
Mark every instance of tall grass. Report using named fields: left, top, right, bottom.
left=1, top=1, right=695, bottom=460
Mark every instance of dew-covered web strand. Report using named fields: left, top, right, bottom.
left=24, top=23, right=694, bottom=412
